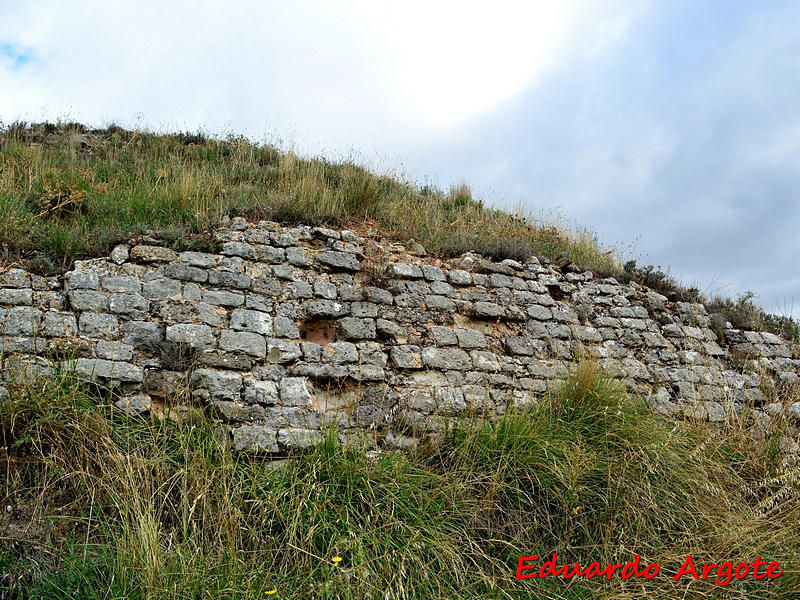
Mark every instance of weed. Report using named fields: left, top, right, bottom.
left=1, top=363, right=799, bottom=598
left=0, top=122, right=618, bottom=280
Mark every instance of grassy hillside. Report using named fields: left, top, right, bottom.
left=2, top=364, right=799, bottom=599
left=0, top=122, right=613, bottom=275
left=3, top=121, right=798, bottom=342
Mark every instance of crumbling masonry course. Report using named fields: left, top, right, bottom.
left=1, top=217, right=799, bottom=452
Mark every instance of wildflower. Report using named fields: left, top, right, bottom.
left=265, top=589, right=277, bottom=595
left=332, top=556, right=343, bottom=565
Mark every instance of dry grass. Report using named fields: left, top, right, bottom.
left=1, top=363, right=799, bottom=599
left=0, top=122, right=618, bottom=276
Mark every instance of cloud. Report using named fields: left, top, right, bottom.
left=402, top=0, right=800, bottom=314
left=1, top=0, right=797, bottom=315
left=0, top=1, right=614, bottom=145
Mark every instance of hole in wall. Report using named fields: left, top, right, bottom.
left=299, top=319, right=337, bottom=345
left=547, top=284, right=567, bottom=301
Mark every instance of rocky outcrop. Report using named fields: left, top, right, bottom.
left=1, top=217, right=799, bottom=452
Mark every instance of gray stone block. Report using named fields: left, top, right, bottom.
left=143, top=278, right=182, bottom=300
left=277, top=428, right=324, bottom=450
left=388, top=263, right=423, bottom=279
left=179, top=251, right=217, bottom=268
left=69, top=290, right=108, bottom=311
left=75, top=358, right=143, bottom=382
left=455, top=328, right=486, bottom=349
left=377, top=319, right=406, bottom=340
left=96, top=340, right=134, bottom=361
left=322, top=341, right=358, bottom=364
left=65, top=269, right=99, bottom=291
left=305, top=300, right=349, bottom=318
left=110, top=244, right=130, bottom=264
left=339, top=317, right=376, bottom=340
left=286, top=247, right=309, bottom=266
left=203, top=289, right=244, bottom=307
left=266, top=316, right=295, bottom=339
left=266, top=338, right=302, bottom=363
left=165, top=264, right=209, bottom=283
left=430, top=326, right=457, bottom=346
left=130, top=245, right=178, bottom=263
left=230, top=309, right=273, bottom=335
left=0, top=289, right=33, bottom=305
left=474, top=302, right=504, bottom=318
left=313, top=281, right=338, bottom=299
left=421, top=348, right=471, bottom=370
left=256, top=246, right=286, bottom=264
left=166, top=323, right=215, bottom=348
left=101, top=276, right=141, bottom=293
left=222, top=241, right=255, bottom=258
left=0, top=269, right=32, bottom=288
left=219, top=330, right=266, bottom=358
left=192, top=368, right=242, bottom=401
left=280, top=377, right=313, bottom=406
left=448, top=270, right=472, bottom=285
left=233, top=425, right=278, bottom=452
left=109, top=293, right=149, bottom=314
left=243, top=379, right=280, bottom=405
left=78, top=312, right=119, bottom=339
left=122, top=321, right=163, bottom=349
left=316, top=251, right=360, bottom=272
left=42, top=310, right=78, bottom=337
left=365, top=287, right=393, bottom=305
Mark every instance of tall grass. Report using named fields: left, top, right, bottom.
left=0, top=122, right=617, bottom=276
left=2, top=363, right=799, bottom=599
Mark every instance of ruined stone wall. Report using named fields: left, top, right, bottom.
left=1, top=217, right=799, bottom=452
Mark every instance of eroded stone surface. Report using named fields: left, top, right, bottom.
left=1, top=219, right=798, bottom=454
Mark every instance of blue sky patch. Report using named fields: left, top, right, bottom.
left=0, top=42, right=34, bottom=68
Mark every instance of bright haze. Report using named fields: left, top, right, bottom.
left=1, top=1, right=798, bottom=314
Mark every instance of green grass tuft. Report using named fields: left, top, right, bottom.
left=0, top=122, right=617, bottom=278
left=2, top=364, right=799, bottom=598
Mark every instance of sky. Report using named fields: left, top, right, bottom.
left=1, top=0, right=799, bottom=315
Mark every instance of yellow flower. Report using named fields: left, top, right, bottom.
left=332, top=556, right=343, bottom=564
left=265, top=589, right=277, bottom=595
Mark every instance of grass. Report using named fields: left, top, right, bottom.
left=3, top=121, right=798, bottom=342
left=706, top=292, right=800, bottom=343
left=2, top=363, right=799, bottom=599
left=0, top=121, right=615, bottom=276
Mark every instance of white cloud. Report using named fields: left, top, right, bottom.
left=0, top=0, right=639, bottom=154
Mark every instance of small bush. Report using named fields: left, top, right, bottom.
left=708, top=291, right=800, bottom=343
left=613, top=260, right=701, bottom=302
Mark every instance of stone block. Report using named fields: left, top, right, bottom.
left=421, top=348, right=471, bottom=370
left=233, top=425, right=278, bottom=452
left=109, top=293, right=149, bottom=315
left=230, top=308, right=273, bottom=335
left=75, top=358, right=143, bottom=382
left=122, top=321, right=163, bottom=349
left=101, top=276, right=141, bottom=293
left=192, top=368, right=242, bottom=401
left=0, top=289, right=33, bottom=305
left=219, top=330, right=267, bottom=358
left=317, top=251, right=360, bottom=272
left=96, top=341, right=134, bottom=361
left=280, top=377, right=314, bottom=406
left=165, top=264, right=209, bottom=283
left=129, top=245, right=177, bottom=263
left=78, top=312, right=119, bottom=339
left=338, top=317, right=376, bottom=340
left=166, top=323, right=215, bottom=348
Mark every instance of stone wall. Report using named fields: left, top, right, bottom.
left=2, top=217, right=799, bottom=452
